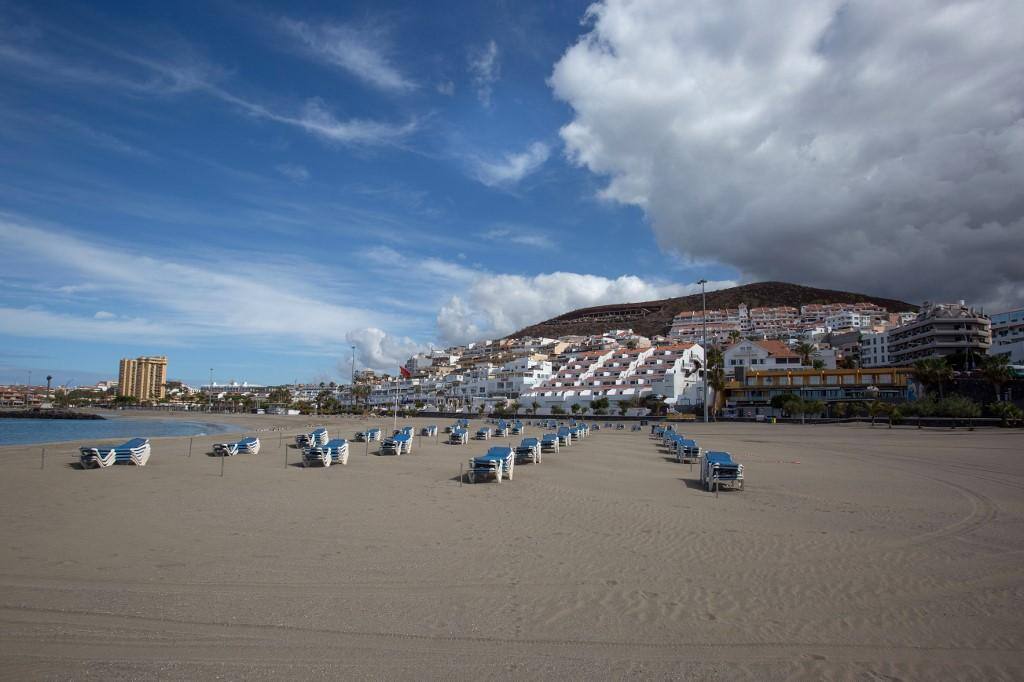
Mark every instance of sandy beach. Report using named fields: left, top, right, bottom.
left=1, top=413, right=1022, bottom=679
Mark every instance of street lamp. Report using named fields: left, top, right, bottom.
left=698, top=279, right=708, bottom=423
left=209, top=368, right=214, bottom=413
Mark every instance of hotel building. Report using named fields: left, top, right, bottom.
left=117, top=356, right=168, bottom=401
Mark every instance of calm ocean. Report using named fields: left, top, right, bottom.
left=0, top=417, right=242, bottom=446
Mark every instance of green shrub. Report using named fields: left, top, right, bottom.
left=987, top=401, right=1022, bottom=426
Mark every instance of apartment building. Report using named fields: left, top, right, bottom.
left=723, top=340, right=805, bottom=375
left=117, top=355, right=168, bottom=401
left=990, top=307, right=1024, bottom=364
left=888, top=301, right=991, bottom=365
left=860, top=330, right=890, bottom=367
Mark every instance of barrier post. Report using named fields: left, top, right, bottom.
left=459, top=462, right=463, bottom=487
left=188, top=437, right=193, bottom=458
left=220, top=453, right=225, bottom=477
left=41, top=447, right=45, bottom=470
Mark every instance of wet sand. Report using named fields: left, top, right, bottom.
left=1, top=414, right=1022, bottom=679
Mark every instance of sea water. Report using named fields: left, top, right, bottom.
left=0, top=417, right=242, bottom=446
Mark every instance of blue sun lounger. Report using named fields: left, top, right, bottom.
left=557, top=427, right=572, bottom=446
left=541, top=433, right=560, bottom=453
left=475, top=426, right=492, bottom=440
left=421, top=425, right=438, bottom=437
left=701, top=451, right=744, bottom=491
left=213, top=436, right=261, bottom=457
left=675, top=438, right=700, bottom=463
left=466, top=446, right=515, bottom=483
left=381, top=433, right=412, bottom=456
left=79, top=437, right=151, bottom=468
left=449, top=427, right=469, bottom=445
left=515, top=437, right=542, bottom=464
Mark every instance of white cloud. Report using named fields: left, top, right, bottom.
left=0, top=217, right=396, bottom=348
left=0, top=31, right=415, bottom=147
left=481, top=227, right=555, bottom=249
left=279, top=18, right=415, bottom=93
left=436, top=80, right=455, bottom=96
left=468, top=40, right=500, bottom=106
left=435, top=272, right=735, bottom=345
left=550, top=0, right=1024, bottom=308
left=470, top=142, right=550, bottom=187
left=275, top=163, right=310, bottom=182
left=345, top=327, right=427, bottom=372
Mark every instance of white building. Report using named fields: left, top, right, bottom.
left=990, top=307, right=1024, bottom=364
left=860, top=330, right=890, bottom=367
left=723, top=340, right=805, bottom=376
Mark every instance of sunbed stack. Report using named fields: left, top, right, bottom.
left=296, top=427, right=329, bottom=448
left=213, top=436, right=261, bottom=457
left=304, top=438, right=349, bottom=466
left=449, top=427, right=469, bottom=445
left=494, top=420, right=509, bottom=437
left=675, top=438, right=700, bottom=463
left=557, top=426, right=572, bottom=447
left=701, top=451, right=744, bottom=491
left=79, top=438, right=151, bottom=468
left=541, top=433, right=560, bottom=453
left=475, top=426, right=492, bottom=441
left=511, top=420, right=524, bottom=435
left=421, top=425, right=438, bottom=437
left=515, top=437, right=542, bottom=464
left=381, top=433, right=412, bottom=456
left=466, top=446, right=515, bottom=483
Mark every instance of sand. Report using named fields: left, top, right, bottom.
left=0, top=413, right=1022, bottom=679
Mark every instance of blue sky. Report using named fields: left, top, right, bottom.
left=2, top=1, right=1021, bottom=386
left=0, top=0, right=730, bottom=386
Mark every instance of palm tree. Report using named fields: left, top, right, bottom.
left=978, top=354, right=1014, bottom=402
left=911, top=358, right=954, bottom=398
left=530, top=401, right=540, bottom=416
left=728, top=330, right=741, bottom=344
left=570, top=403, right=582, bottom=416
left=795, top=342, right=815, bottom=366
left=509, top=401, right=520, bottom=416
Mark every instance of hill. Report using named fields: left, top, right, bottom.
left=508, top=281, right=917, bottom=340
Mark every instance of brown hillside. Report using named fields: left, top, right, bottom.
left=508, top=281, right=917, bottom=340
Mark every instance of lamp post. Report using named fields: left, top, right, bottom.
left=698, top=279, right=708, bottom=423
left=209, top=368, right=214, bottom=412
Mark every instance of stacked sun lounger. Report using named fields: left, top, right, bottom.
left=515, top=437, right=542, bottom=464
left=296, top=427, right=329, bottom=448
left=541, top=433, right=560, bottom=453
left=466, top=446, right=515, bottom=483
left=421, top=425, right=438, bottom=437
left=631, top=424, right=642, bottom=431
left=213, top=436, right=261, bottom=457
left=304, top=438, right=349, bottom=466
left=675, top=438, right=701, bottom=463
left=616, top=423, right=625, bottom=430
left=475, top=426, right=492, bottom=440
left=449, top=427, right=469, bottom=445
left=557, top=426, right=572, bottom=447
left=494, top=421, right=509, bottom=437
left=511, top=420, right=524, bottom=435
left=395, top=426, right=414, bottom=438
left=591, top=423, right=600, bottom=431
left=701, top=451, right=744, bottom=491
left=79, top=438, right=151, bottom=468
left=381, top=433, right=412, bottom=456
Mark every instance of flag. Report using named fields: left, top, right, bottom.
left=399, top=366, right=412, bottom=378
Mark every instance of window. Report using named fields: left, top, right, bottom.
left=842, top=375, right=855, bottom=385
left=827, top=375, right=839, bottom=385
left=792, top=376, right=804, bottom=386
left=809, top=376, right=821, bottom=385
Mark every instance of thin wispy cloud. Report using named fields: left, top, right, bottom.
left=481, top=227, right=555, bottom=249
left=279, top=18, right=415, bottom=93
left=0, top=31, right=416, bottom=147
left=0, top=217, right=396, bottom=348
left=469, top=142, right=549, bottom=187
left=468, top=40, right=500, bottom=106
left=275, top=163, right=310, bottom=182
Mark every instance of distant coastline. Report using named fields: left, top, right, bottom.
left=0, top=409, right=105, bottom=421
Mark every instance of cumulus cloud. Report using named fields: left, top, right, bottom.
left=279, top=18, right=415, bottom=93
left=345, top=327, right=427, bottom=372
left=436, top=272, right=735, bottom=345
left=470, top=142, right=550, bottom=187
left=551, top=0, right=1024, bottom=308
left=468, top=40, right=500, bottom=106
